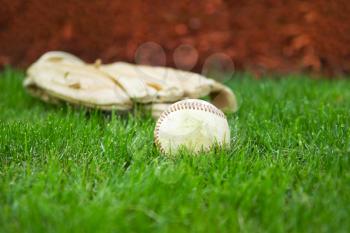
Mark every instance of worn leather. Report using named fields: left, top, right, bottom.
left=24, top=51, right=238, bottom=118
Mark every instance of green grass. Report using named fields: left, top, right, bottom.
left=0, top=68, right=349, bottom=233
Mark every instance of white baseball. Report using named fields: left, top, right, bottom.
left=154, top=99, right=230, bottom=154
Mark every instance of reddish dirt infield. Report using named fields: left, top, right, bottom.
left=1, top=0, right=350, bottom=76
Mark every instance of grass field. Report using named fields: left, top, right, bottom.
left=0, top=68, right=349, bottom=233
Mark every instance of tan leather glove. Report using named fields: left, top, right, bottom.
left=24, top=51, right=238, bottom=118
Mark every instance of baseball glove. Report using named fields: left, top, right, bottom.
left=24, top=51, right=238, bottom=118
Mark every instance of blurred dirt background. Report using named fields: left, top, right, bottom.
left=1, top=0, right=350, bottom=76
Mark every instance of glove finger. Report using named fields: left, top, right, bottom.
left=25, top=58, right=132, bottom=110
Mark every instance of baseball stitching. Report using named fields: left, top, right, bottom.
left=154, top=100, right=227, bottom=154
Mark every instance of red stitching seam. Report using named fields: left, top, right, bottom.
left=154, top=101, right=226, bottom=154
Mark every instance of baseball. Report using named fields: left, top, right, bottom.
left=154, top=99, right=230, bottom=154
